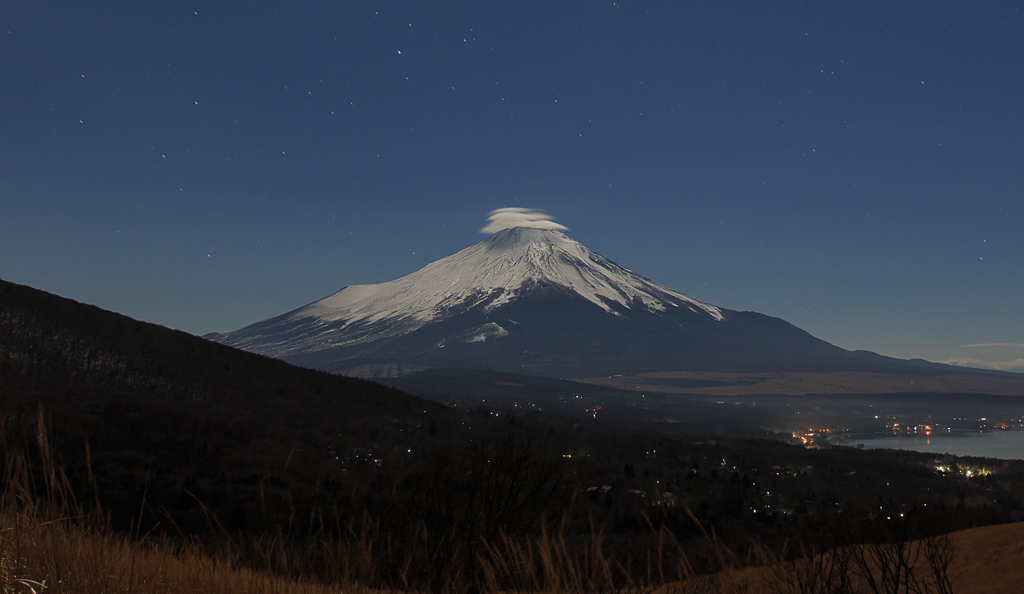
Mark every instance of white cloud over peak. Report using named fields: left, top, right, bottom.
left=480, top=207, right=568, bottom=234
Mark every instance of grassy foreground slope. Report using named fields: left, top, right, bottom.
left=943, top=522, right=1024, bottom=594
left=4, top=458, right=1023, bottom=594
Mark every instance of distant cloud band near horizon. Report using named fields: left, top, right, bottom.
left=937, top=357, right=1024, bottom=372
left=961, top=343, right=1024, bottom=348
left=480, top=207, right=568, bottom=234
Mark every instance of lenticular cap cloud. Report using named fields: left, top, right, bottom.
left=480, top=208, right=569, bottom=234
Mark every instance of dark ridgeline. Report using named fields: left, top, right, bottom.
left=0, top=277, right=466, bottom=531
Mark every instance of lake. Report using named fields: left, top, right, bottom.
left=853, top=431, right=1024, bottom=460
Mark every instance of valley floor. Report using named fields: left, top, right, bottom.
left=581, top=370, right=1024, bottom=397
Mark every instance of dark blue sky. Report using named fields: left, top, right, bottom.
left=3, top=1, right=1022, bottom=369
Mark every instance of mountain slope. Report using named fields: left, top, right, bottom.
left=211, top=227, right=922, bottom=377
left=0, top=276, right=489, bottom=535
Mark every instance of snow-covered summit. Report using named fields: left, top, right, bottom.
left=301, top=226, right=721, bottom=327
left=214, top=226, right=867, bottom=377
left=218, top=227, right=722, bottom=359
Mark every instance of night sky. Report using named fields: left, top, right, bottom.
left=3, top=2, right=1022, bottom=371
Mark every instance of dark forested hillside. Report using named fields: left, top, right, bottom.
left=0, top=278, right=469, bottom=532
left=0, top=278, right=435, bottom=413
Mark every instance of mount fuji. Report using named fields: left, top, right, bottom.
left=209, top=227, right=908, bottom=378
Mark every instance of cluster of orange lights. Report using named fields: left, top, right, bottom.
left=794, top=427, right=832, bottom=444
left=890, top=423, right=935, bottom=436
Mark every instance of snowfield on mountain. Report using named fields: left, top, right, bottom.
left=210, top=227, right=926, bottom=378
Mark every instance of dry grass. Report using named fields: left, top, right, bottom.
left=0, top=410, right=735, bottom=594
left=477, top=521, right=734, bottom=594
left=939, top=521, right=1024, bottom=594
left=6, top=454, right=1024, bottom=594
left=0, top=420, right=356, bottom=594
left=4, top=409, right=1023, bottom=593
left=0, top=433, right=740, bottom=594
left=0, top=482, right=734, bottom=594
left=0, top=512, right=352, bottom=594
left=718, top=521, right=1024, bottom=594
